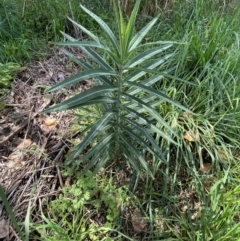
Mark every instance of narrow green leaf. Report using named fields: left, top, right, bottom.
left=122, top=116, right=166, bottom=162
left=124, top=107, right=177, bottom=145
left=60, top=31, right=77, bottom=41
left=79, top=47, right=114, bottom=71
left=120, top=123, right=166, bottom=163
left=126, top=53, right=174, bottom=82
left=106, top=50, right=122, bottom=65
left=127, top=76, right=163, bottom=96
left=120, top=135, right=153, bottom=177
left=69, top=112, right=114, bottom=161
left=125, top=0, right=141, bottom=49
left=125, top=45, right=172, bottom=69
left=92, top=142, right=114, bottom=174
left=80, top=4, right=119, bottom=54
left=61, top=49, right=114, bottom=85
left=129, top=16, right=159, bottom=52
left=46, top=69, right=116, bottom=93
left=117, top=0, right=127, bottom=58
left=43, top=85, right=117, bottom=113
left=120, top=145, right=141, bottom=173
left=77, top=96, right=116, bottom=106
left=138, top=40, right=186, bottom=48
left=76, top=133, right=114, bottom=165
left=126, top=81, right=191, bottom=112
left=127, top=67, right=176, bottom=95
left=0, top=185, right=24, bottom=240
left=67, top=17, right=99, bottom=42
left=66, top=96, right=116, bottom=109
left=123, top=93, right=175, bottom=135
left=56, top=40, right=110, bottom=51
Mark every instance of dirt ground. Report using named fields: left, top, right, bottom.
left=0, top=47, right=94, bottom=240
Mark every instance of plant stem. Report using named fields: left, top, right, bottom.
left=115, top=65, right=123, bottom=158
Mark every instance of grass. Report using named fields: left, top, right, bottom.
left=1, top=0, right=240, bottom=240
left=0, top=62, right=20, bottom=95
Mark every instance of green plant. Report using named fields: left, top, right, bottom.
left=0, top=62, right=20, bottom=95
left=0, top=183, right=35, bottom=241
left=0, top=184, right=25, bottom=240
left=124, top=2, right=240, bottom=239
left=21, top=0, right=113, bottom=41
left=35, top=170, right=131, bottom=240
left=43, top=0, right=188, bottom=175
left=170, top=169, right=240, bottom=241
left=0, top=0, right=47, bottom=63
left=0, top=1, right=21, bottom=62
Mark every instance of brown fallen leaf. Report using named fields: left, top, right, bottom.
left=20, top=66, right=27, bottom=72
left=64, top=177, right=71, bottom=187
left=6, top=160, right=23, bottom=169
left=17, top=138, right=32, bottom=149
left=199, top=163, right=211, bottom=173
left=131, top=209, right=148, bottom=233
left=7, top=139, right=35, bottom=168
left=182, top=112, right=193, bottom=119
left=184, top=130, right=200, bottom=142
left=216, top=145, right=228, bottom=161
left=45, top=118, right=57, bottom=126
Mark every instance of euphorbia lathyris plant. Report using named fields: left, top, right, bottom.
left=43, top=0, right=188, bottom=176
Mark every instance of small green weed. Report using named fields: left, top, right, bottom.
left=38, top=170, right=130, bottom=240
left=0, top=183, right=35, bottom=241
left=0, top=62, right=20, bottom=95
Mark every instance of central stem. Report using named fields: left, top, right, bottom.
left=115, top=65, right=123, bottom=158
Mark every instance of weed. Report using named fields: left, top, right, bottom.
left=36, top=170, right=130, bottom=240
left=43, top=0, right=188, bottom=176
left=0, top=62, right=20, bottom=95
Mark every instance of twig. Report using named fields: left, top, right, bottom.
left=53, top=144, right=67, bottom=188
left=0, top=95, right=51, bottom=146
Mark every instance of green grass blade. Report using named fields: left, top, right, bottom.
left=43, top=85, right=117, bottom=113
left=25, top=183, right=37, bottom=241
left=139, top=40, right=186, bottom=48
left=0, top=185, right=24, bottom=241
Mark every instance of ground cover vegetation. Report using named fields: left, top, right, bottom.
left=1, top=0, right=240, bottom=240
